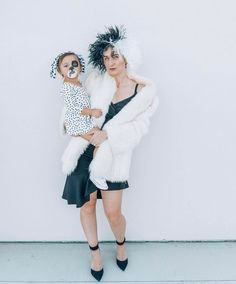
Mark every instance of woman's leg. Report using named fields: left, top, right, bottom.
left=80, top=191, right=103, bottom=270
left=101, top=190, right=127, bottom=261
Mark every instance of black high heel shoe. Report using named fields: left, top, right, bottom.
left=89, top=243, right=104, bottom=281
left=116, top=237, right=128, bottom=271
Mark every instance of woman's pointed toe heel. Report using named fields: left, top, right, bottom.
left=91, top=268, right=104, bottom=282
left=89, top=243, right=104, bottom=281
left=116, top=257, right=128, bottom=271
left=116, top=237, right=128, bottom=271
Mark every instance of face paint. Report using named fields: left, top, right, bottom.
left=67, top=60, right=79, bottom=78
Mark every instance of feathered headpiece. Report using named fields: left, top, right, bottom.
left=50, top=51, right=85, bottom=79
left=88, top=25, right=141, bottom=73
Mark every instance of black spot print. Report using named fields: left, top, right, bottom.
left=61, top=82, right=95, bottom=136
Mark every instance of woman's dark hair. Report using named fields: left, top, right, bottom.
left=88, top=25, right=126, bottom=72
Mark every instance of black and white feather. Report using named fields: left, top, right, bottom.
left=88, top=25, right=141, bottom=73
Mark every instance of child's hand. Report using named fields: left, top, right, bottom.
left=91, top=108, right=103, bottom=118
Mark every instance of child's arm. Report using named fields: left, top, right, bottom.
left=80, top=108, right=103, bottom=118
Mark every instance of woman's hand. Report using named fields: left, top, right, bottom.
left=90, top=130, right=108, bottom=146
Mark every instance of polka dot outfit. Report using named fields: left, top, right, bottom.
left=61, top=82, right=95, bottom=136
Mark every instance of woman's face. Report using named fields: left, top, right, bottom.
left=59, top=54, right=81, bottom=79
left=103, top=47, right=127, bottom=77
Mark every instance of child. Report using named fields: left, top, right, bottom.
left=50, top=51, right=108, bottom=189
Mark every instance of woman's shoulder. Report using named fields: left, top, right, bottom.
left=128, top=73, right=156, bottom=90
left=129, top=78, right=144, bottom=91
left=128, top=75, right=157, bottom=102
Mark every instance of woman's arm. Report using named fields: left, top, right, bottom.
left=103, top=95, right=159, bottom=153
left=88, top=112, right=151, bottom=151
left=105, top=115, right=150, bottom=153
left=89, top=95, right=158, bottom=152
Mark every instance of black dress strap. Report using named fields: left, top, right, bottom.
left=134, top=83, right=139, bottom=95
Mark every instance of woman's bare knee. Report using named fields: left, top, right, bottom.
left=81, top=192, right=97, bottom=214
left=81, top=200, right=96, bottom=214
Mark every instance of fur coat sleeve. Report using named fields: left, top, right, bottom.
left=101, top=74, right=159, bottom=154
left=103, top=98, right=158, bottom=154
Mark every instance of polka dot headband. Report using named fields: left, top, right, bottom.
left=50, top=51, right=85, bottom=79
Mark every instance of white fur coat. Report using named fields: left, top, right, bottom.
left=60, top=71, right=159, bottom=182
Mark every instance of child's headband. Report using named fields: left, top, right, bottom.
left=50, top=51, right=85, bottom=79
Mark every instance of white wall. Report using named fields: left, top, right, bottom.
left=0, top=0, right=235, bottom=241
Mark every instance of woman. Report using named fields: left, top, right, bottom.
left=61, top=26, right=159, bottom=281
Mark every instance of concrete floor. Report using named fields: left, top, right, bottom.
left=0, top=241, right=236, bottom=284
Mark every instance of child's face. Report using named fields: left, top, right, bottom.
left=59, top=55, right=81, bottom=79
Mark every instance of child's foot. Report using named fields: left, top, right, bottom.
left=90, top=175, right=108, bottom=190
